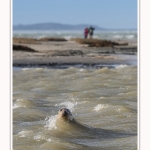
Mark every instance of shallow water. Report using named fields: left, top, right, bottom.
left=13, top=30, right=137, bottom=41
left=13, top=65, right=137, bottom=150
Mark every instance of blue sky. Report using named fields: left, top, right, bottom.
left=13, top=0, right=137, bottom=29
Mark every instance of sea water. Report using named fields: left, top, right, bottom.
left=13, top=65, right=137, bottom=150
left=13, top=30, right=137, bottom=42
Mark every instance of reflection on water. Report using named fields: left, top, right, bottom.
left=13, top=65, right=137, bottom=150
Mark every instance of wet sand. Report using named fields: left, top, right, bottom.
left=13, top=39, right=137, bottom=67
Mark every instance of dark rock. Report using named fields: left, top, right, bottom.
left=39, top=37, right=67, bottom=42
left=51, top=50, right=83, bottom=56
left=13, top=45, right=38, bottom=52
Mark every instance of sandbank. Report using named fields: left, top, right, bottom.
left=13, top=38, right=137, bottom=67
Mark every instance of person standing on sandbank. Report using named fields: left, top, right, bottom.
left=88, top=26, right=95, bottom=39
left=84, top=27, right=89, bottom=39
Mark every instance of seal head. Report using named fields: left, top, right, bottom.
left=58, top=108, right=74, bottom=121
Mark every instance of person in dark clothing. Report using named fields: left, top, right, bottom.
left=84, top=27, right=89, bottom=39
left=88, top=26, right=95, bottom=38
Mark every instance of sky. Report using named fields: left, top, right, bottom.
left=13, top=0, right=137, bottom=29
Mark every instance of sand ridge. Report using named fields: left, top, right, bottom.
left=13, top=38, right=137, bottom=67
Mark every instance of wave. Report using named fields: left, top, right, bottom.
left=44, top=108, right=136, bottom=145
left=45, top=115, right=58, bottom=130
left=13, top=98, right=34, bottom=109
left=115, top=64, right=128, bottom=69
left=55, top=101, right=78, bottom=111
left=93, top=104, right=109, bottom=111
left=17, top=130, right=34, bottom=137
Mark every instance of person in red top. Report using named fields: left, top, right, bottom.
left=84, top=27, right=89, bottom=39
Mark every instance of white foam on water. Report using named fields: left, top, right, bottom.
left=79, top=69, right=84, bottom=72
left=118, top=93, right=124, bottom=95
left=13, top=30, right=137, bottom=42
left=99, top=97, right=107, bottom=100
left=113, top=35, right=123, bottom=39
left=78, top=101, right=88, bottom=104
left=31, top=87, right=44, bottom=92
left=93, top=104, right=109, bottom=112
left=56, top=101, right=78, bottom=112
left=33, top=133, right=45, bottom=141
left=36, top=35, right=46, bottom=39
left=22, top=68, right=32, bottom=71
left=13, top=99, right=26, bottom=109
left=46, top=138, right=53, bottom=142
left=116, top=109, right=121, bottom=113
left=55, top=96, right=78, bottom=112
left=16, top=98, right=23, bottom=102
left=13, top=103, right=25, bottom=109
left=126, top=35, right=134, bottom=39
left=45, top=115, right=57, bottom=130
left=13, top=103, right=20, bottom=109
left=115, top=64, right=128, bottom=69
left=18, top=130, right=34, bottom=137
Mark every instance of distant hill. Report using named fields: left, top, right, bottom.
left=13, top=22, right=105, bottom=30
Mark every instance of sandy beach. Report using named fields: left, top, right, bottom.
left=13, top=38, right=137, bottom=67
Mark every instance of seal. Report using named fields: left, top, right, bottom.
left=56, top=108, right=136, bottom=139
left=57, top=107, right=87, bottom=131
left=57, top=108, right=74, bottom=121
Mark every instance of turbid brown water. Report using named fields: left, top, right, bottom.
left=13, top=64, right=137, bottom=150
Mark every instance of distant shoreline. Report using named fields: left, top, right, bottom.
left=13, top=22, right=137, bottom=31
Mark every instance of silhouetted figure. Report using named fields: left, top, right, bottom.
left=84, top=27, right=89, bottom=39
left=88, top=26, right=95, bottom=38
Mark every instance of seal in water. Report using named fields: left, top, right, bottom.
left=57, top=108, right=74, bottom=121
left=56, top=108, right=136, bottom=139
left=57, top=107, right=88, bottom=132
